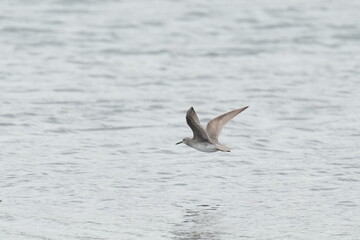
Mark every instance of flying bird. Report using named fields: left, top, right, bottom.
left=176, top=106, right=248, bottom=152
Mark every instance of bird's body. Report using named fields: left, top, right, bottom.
left=176, top=106, right=248, bottom=152
left=184, top=139, right=219, bottom=152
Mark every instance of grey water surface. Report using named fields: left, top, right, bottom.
left=1, top=0, right=360, bottom=239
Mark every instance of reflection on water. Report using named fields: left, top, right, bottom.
left=172, top=204, right=222, bottom=240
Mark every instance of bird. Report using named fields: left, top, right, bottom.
left=176, top=106, right=248, bottom=152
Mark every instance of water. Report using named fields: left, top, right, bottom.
left=1, top=0, right=360, bottom=239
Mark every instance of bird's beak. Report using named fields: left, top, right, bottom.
left=239, top=106, right=249, bottom=112
left=176, top=140, right=183, bottom=145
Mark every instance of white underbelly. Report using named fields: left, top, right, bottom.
left=191, top=142, right=218, bottom=152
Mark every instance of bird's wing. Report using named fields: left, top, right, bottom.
left=206, top=106, right=248, bottom=143
left=186, top=107, right=210, bottom=142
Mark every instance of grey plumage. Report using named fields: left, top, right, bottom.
left=176, top=106, right=248, bottom=152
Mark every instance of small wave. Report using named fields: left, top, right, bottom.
left=0, top=122, right=16, bottom=126
left=78, top=125, right=157, bottom=132
left=2, top=26, right=54, bottom=33
left=310, top=187, right=338, bottom=191
left=53, top=88, right=84, bottom=92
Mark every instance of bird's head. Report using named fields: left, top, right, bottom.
left=176, top=137, right=191, bottom=146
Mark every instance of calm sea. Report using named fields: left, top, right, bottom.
left=1, top=0, right=359, bottom=239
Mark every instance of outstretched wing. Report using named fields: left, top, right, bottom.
left=206, top=106, right=248, bottom=143
left=186, top=107, right=210, bottom=142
